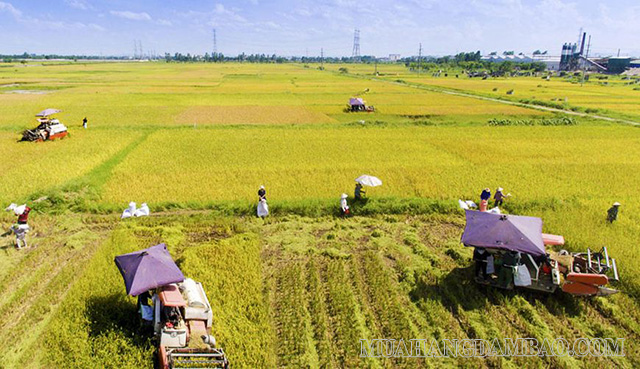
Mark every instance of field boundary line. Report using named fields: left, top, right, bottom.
left=23, top=130, right=152, bottom=205
left=334, top=70, right=640, bottom=126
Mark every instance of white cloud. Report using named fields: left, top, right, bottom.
left=65, top=0, right=92, bottom=10
left=264, top=21, right=280, bottom=29
left=0, top=2, right=107, bottom=32
left=213, top=3, right=247, bottom=23
left=88, top=23, right=106, bottom=31
left=110, top=10, right=152, bottom=21
left=156, top=19, right=172, bottom=26
left=0, top=1, right=21, bottom=18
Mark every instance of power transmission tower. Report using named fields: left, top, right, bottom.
left=581, top=35, right=591, bottom=86
left=133, top=39, right=138, bottom=59
left=213, top=29, right=217, bottom=55
left=138, top=40, right=144, bottom=59
left=418, top=43, right=423, bottom=75
left=320, top=48, right=324, bottom=69
left=351, top=29, right=360, bottom=63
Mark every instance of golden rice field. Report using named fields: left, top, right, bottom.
left=331, top=63, right=640, bottom=121
left=0, top=61, right=639, bottom=368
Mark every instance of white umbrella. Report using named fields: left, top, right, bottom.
left=355, top=175, right=382, bottom=187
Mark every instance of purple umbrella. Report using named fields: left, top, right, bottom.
left=461, top=210, right=546, bottom=256
left=35, top=108, right=62, bottom=117
left=114, top=243, right=185, bottom=296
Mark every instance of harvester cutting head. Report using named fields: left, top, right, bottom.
left=553, top=246, right=619, bottom=297
left=164, top=347, right=229, bottom=369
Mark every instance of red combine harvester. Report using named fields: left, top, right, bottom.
left=115, top=244, right=229, bottom=369
left=154, top=280, right=229, bottom=369
left=462, top=210, right=619, bottom=297
left=21, top=108, right=68, bottom=142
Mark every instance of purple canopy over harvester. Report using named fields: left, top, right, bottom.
left=349, top=97, right=365, bottom=106
left=460, top=209, right=546, bottom=256
left=114, top=243, right=185, bottom=296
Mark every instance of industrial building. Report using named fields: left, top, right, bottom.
left=480, top=54, right=560, bottom=70
left=481, top=30, right=636, bottom=74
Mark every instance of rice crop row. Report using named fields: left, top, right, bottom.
left=1, top=213, right=638, bottom=367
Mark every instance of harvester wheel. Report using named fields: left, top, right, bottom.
left=573, top=265, right=582, bottom=273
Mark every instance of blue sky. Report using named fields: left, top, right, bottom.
left=0, top=0, right=638, bottom=57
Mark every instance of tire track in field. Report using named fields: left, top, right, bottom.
left=6, top=232, right=108, bottom=367
left=0, top=216, right=94, bottom=309
left=0, top=216, right=112, bottom=367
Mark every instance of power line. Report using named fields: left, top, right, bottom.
left=418, top=43, right=422, bottom=75
left=351, top=29, right=360, bottom=62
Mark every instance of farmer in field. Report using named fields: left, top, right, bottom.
left=3, top=204, right=31, bottom=249
left=494, top=187, right=506, bottom=207
left=340, top=193, right=350, bottom=216
left=354, top=183, right=365, bottom=200
left=257, top=198, right=269, bottom=219
left=607, top=202, right=620, bottom=223
left=137, top=290, right=153, bottom=327
left=499, top=250, right=521, bottom=288
left=258, top=185, right=266, bottom=201
left=480, top=188, right=491, bottom=212
left=473, top=247, right=489, bottom=280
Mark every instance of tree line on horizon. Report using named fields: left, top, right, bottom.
left=1, top=50, right=547, bottom=75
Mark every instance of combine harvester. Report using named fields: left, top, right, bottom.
left=21, top=108, right=69, bottom=142
left=115, top=244, right=229, bottom=368
left=462, top=210, right=619, bottom=297
left=346, top=88, right=375, bottom=112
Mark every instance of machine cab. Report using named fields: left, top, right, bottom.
left=153, top=284, right=188, bottom=347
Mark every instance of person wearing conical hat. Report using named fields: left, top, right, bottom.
left=494, top=187, right=505, bottom=207
left=340, top=193, right=350, bottom=216
left=354, top=183, right=365, bottom=200
left=479, top=188, right=491, bottom=212
left=607, top=202, right=620, bottom=223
